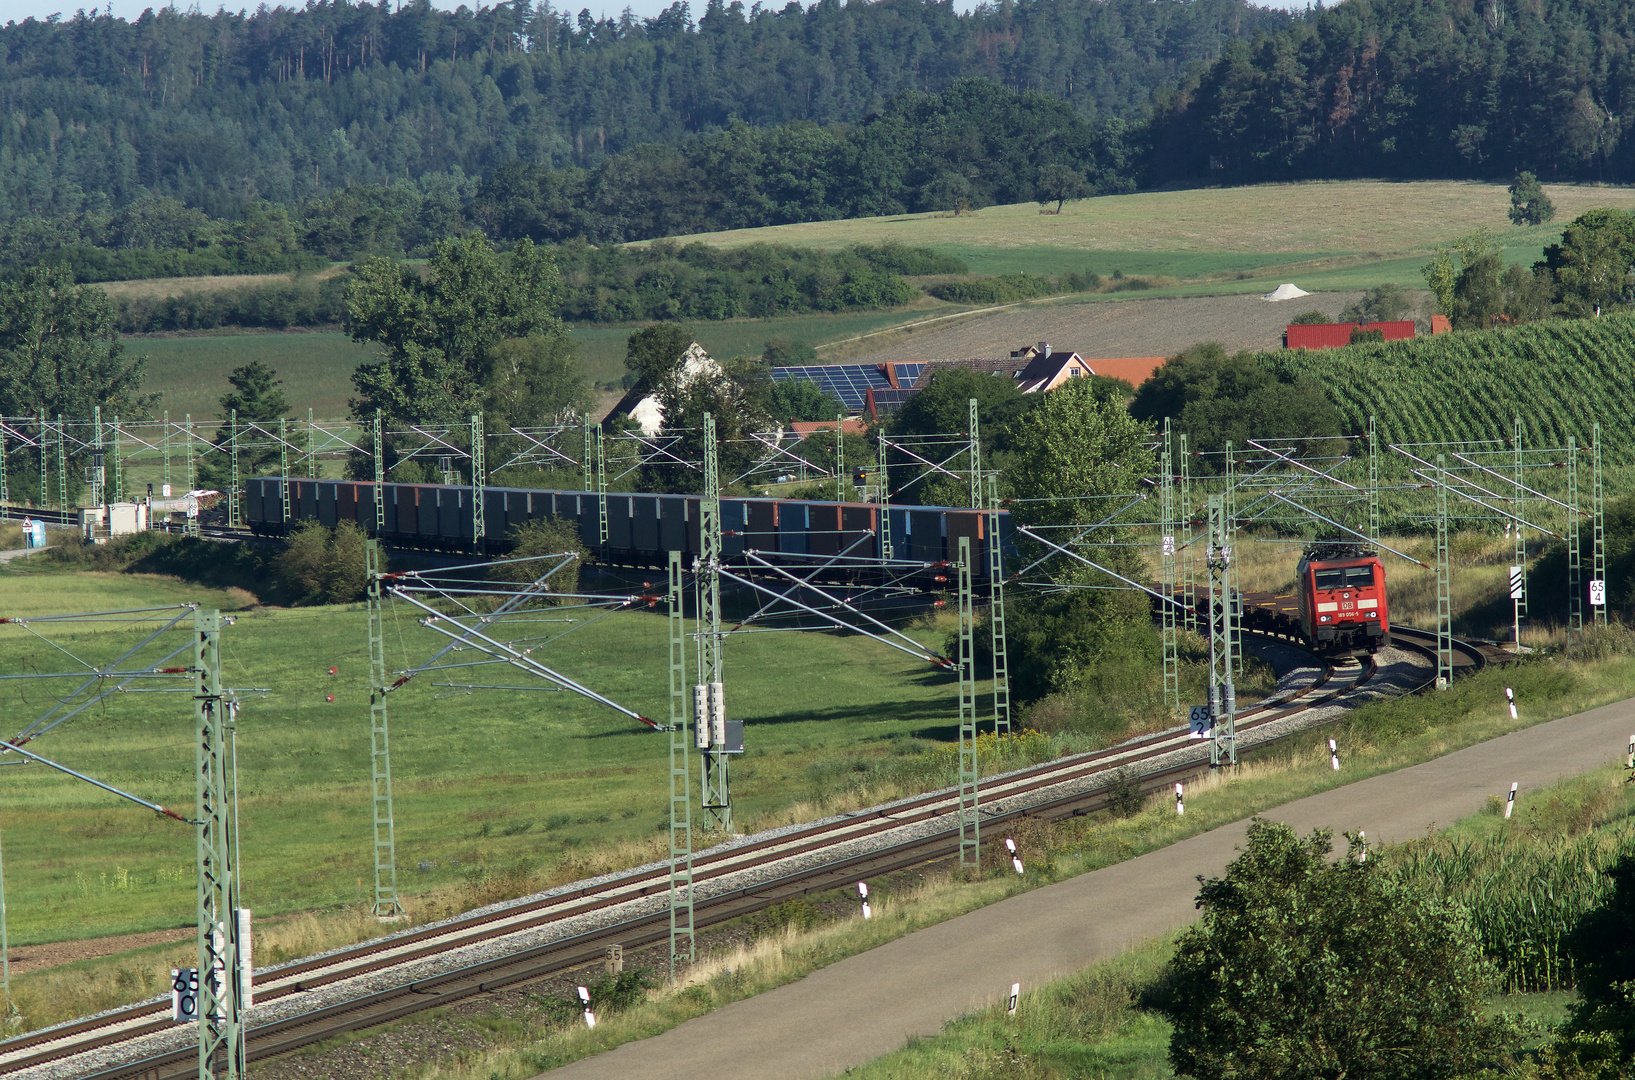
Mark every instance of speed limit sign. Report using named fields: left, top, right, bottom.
left=1188, top=706, right=1211, bottom=738
left=171, top=968, right=199, bottom=1023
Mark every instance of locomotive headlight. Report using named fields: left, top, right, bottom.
left=1319, top=615, right=1332, bottom=623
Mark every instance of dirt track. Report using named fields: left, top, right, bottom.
left=831, top=290, right=1371, bottom=364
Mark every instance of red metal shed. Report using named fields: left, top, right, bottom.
left=1284, top=321, right=1416, bottom=350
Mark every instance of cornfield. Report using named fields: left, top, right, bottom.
left=1267, top=314, right=1635, bottom=463
left=1386, top=820, right=1635, bottom=993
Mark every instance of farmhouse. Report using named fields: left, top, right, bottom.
left=771, top=342, right=1168, bottom=421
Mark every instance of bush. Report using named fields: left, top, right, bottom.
left=533, top=968, right=658, bottom=1025
left=851, top=241, right=968, bottom=276
left=1341, top=283, right=1411, bottom=323
left=1563, top=853, right=1635, bottom=1065
left=111, top=274, right=349, bottom=333
left=491, top=518, right=590, bottom=599
left=1151, top=819, right=1520, bottom=1080
left=275, top=521, right=369, bottom=604
left=43, top=530, right=172, bottom=572
left=929, top=273, right=1064, bottom=304
left=1349, top=326, right=1386, bottom=344
left=1289, top=309, right=1330, bottom=325
left=552, top=240, right=924, bottom=323
left=1102, top=765, right=1145, bottom=818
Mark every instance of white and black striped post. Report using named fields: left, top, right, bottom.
left=1174, top=782, right=1184, bottom=816
left=1007, top=982, right=1020, bottom=1016
left=577, top=985, right=597, bottom=1028
left=1328, top=738, right=1340, bottom=771
left=1004, top=837, right=1023, bottom=875
left=1505, top=687, right=1517, bottom=720
left=857, top=881, right=871, bottom=921
left=1504, top=782, right=1518, bottom=820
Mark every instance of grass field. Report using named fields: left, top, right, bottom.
left=658, top=180, right=1635, bottom=263
left=118, top=181, right=1635, bottom=416
left=0, top=562, right=962, bottom=948
left=124, top=306, right=952, bottom=421
left=127, top=333, right=374, bottom=419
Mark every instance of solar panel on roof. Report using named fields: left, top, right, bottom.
left=869, top=388, right=918, bottom=413
left=891, top=362, right=929, bottom=386
left=769, top=364, right=890, bottom=410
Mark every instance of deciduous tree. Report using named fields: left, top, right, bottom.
left=348, top=233, right=565, bottom=427
left=0, top=265, right=149, bottom=422
left=1036, top=163, right=1091, bottom=214
left=1152, top=819, right=1518, bottom=1080
left=1340, top=283, right=1410, bottom=323
left=1007, top=375, right=1153, bottom=529
left=1540, top=208, right=1635, bottom=317
left=624, top=323, right=697, bottom=388
left=1129, top=342, right=1342, bottom=469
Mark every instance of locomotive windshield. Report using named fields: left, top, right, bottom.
left=1313, top=564, right=1377, bottom=591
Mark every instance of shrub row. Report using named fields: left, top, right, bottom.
left=112, top=275, right=350, bottom=333
left=928, top=269, right=1147, bottom=305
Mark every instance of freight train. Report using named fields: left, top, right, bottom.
left=244, top=477, right=1014, bottom=575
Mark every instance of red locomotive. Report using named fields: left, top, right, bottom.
left=1296, top=543, right=1389, bottom=655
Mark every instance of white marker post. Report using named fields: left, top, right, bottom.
left=1004, top=837, right=1024, bottom=875
left=1627, top=735, right=1633, bottom=770
left=1505, top=687, right=1517, bottom=721
left=1174, top=782, right=1184, bottom=816
left=1328, top=738, right=1340, bottom=771
left=1358, top=830, right=1367, bottom=863
left=1504, top=782, right=1518, bottom=820
left=857, top=881, right=871, bottom=921
left=1007, top=982, right=1020, bottom=1016
left=236, top=908, right=253, bottom=1010
left=577, top=985, right=596, bottom=1028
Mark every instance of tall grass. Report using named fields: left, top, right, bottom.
left=1384, top=769, right=1635, bottom=993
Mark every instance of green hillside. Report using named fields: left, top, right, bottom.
left=1269, top=315, right=1635, bottom=460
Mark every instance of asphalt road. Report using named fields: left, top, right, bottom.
left=541, top=695, right=1635, bottom=1080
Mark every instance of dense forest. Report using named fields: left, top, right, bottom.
left=6, top=0, right=1635, bottom=277
left=1151, top=0, right=1635, bottom=184
left=0, top=0, right=1279, bottom=221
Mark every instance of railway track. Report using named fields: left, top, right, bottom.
left=2, top=627, right=1466, bottom=1080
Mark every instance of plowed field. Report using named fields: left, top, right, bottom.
left=828, top=289, right=1372, bottom=365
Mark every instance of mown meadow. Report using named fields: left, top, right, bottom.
left=0, top=563, right=961, bottom=950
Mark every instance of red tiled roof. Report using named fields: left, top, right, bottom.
left=790, top=417, right=869, bottom=437
left=1083, top=357, right=1166, bottom=386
